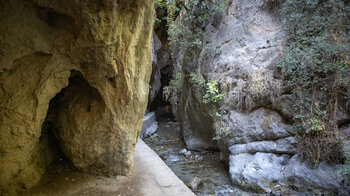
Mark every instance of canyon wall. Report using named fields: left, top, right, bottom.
left=0, top=0, right=153, bottom=195
left=165, top=0, right=350, bottom=194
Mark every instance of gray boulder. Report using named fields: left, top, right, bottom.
left=229, top=152, right=289, bottom=193
left=140, top=112, right=158, bottom=138
left=229, top=152, right=348, bottom=195
left=229, top=137, right=297, bottom=156
left=282, top=155, right=346, bottom=194
left=222, top=108, right=294, bottom=146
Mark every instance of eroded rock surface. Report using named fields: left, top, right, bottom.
left=229, top=153, right=344, bottom=194
left=167, top=0, right=349, bottom=194
left=0, top=0, right=153, bottom=194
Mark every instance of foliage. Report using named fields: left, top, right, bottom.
left=203, top=80, right=224, bottom=104
left=227, top=68, right=281, bottom=111
left=156, top=0, right=226, bottom=53
left=249, top=68, right=269, bottom=99
left=187, top=72, right=224, bottom=103
left=169, top=72, right=183, bottom=89
left=163, top=72, right=183, bottom=101
left=213, top=127, right=231, bottom=140
left=154, top=0, right=166, bottom=8
left=157, top=0, right=227, bottom=107
left=279, top=0, right=349, bottom=165
left=188, top=72, right=205, bottom=86
left=341, top=154, right=350, bottom=186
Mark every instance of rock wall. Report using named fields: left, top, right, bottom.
left=169, top=0, right=349, bottom=194
left=0, top=0, right=153, bottom=195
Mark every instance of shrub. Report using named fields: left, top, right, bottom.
left=188, top=72, right=205, bottom=86
left=163, top=72, right=182, bottom=101
left=203, top=80, right=225, bottom=104
left=279, top=0, right=349, bottom=165
left=213, top=127, right=231, bottom=140
left=159, top=0, right=227, bottom=53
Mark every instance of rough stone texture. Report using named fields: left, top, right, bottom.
left=229, top=153, right=346, bottom=195
left=24, top=139, right=195, bottom=196
left=149, top=33, right=163, bottom=106
left=168, top=0, right=349, bottom=194
left=229, top=152, right=289, bottom=193
left=221, top=108, right=294, bottom=146
left=228, top=137, right=297, bottom=156
left=283, top=155, right=346, bottom=194
left=169, top=0, right=286, bottom=150
left=0, top=0, right=153, bottom=195
left=140, top=112, right=158, bottom=138
left=178, top=93, right=217, bottom=150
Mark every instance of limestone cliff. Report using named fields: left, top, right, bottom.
left=162, top=0, right=350, bottom=194
left=0, top=0, right=153, bottom=195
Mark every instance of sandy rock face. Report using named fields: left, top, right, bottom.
left=0, top=0, right=153, bottom=194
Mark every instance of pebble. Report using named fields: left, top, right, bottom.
left=179, top=149, right=187, bottom=155
left=188, top=177, right=202, bottom=190
left=194, top=154, right=203, bottom=161
left=184, top=150, right=192, bottom=157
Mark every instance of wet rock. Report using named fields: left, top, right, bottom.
left=166, top=154, right=182, bottom=162
left=141, top=112, right=157, bottom=138
left=141, top=112, right=159, bottom=138
left=179, top=149, right=188, bottom=155
left=194, top=155, right=203, bottom=162
left=188, top=177, right=202, bottom=190
left=184, top=151, right=192, bottom=157
left=229, top=152, right=288, bottom=193
left=143, top=122, right=159, bottom=138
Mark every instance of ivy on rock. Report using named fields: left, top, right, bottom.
left=279, top=0, right=349, bottom=165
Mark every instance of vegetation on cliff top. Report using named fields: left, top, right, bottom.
left=157, top=0, right=226, bottom=104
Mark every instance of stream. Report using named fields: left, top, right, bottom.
left=143, top=114, right=251, bottom=196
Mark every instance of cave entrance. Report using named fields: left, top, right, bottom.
left=148, top=64, right=173, bottom=115
left=39, top=70, right=104, bottom=170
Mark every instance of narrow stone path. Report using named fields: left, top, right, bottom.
left=24, top=139, right=194, bottom=196
left=133, top=139, right=195, bottom=196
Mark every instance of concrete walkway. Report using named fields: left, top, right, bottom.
left=24, top=139, right=195, bottom=196
left=132, top=139, right=195, bottom=196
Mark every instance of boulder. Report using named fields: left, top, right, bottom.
left=229, top=152, right=289, bottom=193
left=188, top=177, right=202, bottom=190
left=229, top=137, right=297, bottom=156
left=222, top=108, right=294, bottom=146
left=282, top=155, right=346, bottom=194
left=0, top=0, right=153, bottom=194
left=229, top=153, right=347, bottom=195
left=140, top=112, right=158, bottom=138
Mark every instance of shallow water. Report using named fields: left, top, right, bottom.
left=143, top=115, right=250, bottom=196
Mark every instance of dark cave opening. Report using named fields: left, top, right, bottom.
left=39, top=70, right=104, bottom=169
left=149, top=64, right=173, bottom=113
